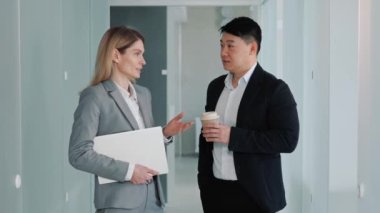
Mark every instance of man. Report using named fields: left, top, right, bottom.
left=198, top=17, right=299, bottom=213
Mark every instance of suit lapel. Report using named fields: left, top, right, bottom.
left=102, top=80, right=140, bottom=130
left=236, top=64, right=263, bottom=125
left=209, top=77, right=226, bottom=111
left=135, top=86, right=152, bottom=127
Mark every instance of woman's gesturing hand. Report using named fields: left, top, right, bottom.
left=163, top=112, right=193, bottom=138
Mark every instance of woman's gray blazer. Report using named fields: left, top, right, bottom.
left=69, top=79, right=165, bottom=210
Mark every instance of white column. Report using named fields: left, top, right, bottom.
left=329, top=0, right=359, bottom=212
left=166, top=6, right=187, bottom=202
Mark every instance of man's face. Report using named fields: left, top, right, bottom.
left=220, top=33, right=255, bottom=74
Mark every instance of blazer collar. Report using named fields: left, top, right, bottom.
left=134, top=85, right=152, bottom=128
left=209, top=63, right=264, bottom=112
left=102, top=79, right=140, bottom=130
left=245, top=63, right=265, bottom=89
left=236, top=63, right=264, bottom=125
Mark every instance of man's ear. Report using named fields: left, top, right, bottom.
left=112, top=49, right=120, bottom=63
left=250, top=41, right=258, bottom=56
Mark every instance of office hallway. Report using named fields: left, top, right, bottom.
left=165, top=156, right=203, bottom=213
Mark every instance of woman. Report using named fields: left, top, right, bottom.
left=69, top=26, right=193, bottom=213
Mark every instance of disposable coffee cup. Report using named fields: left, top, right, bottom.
left=201, top=112, right=219, bottom=126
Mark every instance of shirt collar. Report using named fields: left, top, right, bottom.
left=225, top=62, right=257, bottom=89
left=114, top=80, right=138, bottom=101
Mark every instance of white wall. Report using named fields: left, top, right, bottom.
left=180, top=6, right=223, bottom=155
left=302, top=0, right=330, bottom=212
left=0, top=0, right=109, bottom=212
left=0, top=0, right=22, bottom=212
left=260, top=1, right=304, bottom=212
left=302, top=0, right=361, bottom=212
left=358, top=0, right=380, bottom=212
left=259, top=0, right=278, bottom=76
left=166, top=6, right=187, bottom=202
left=302, top=0, right=380, bottom=212
left=281, top=0, right=304, bottom=212
left=329, top=0, right=359, bottom=211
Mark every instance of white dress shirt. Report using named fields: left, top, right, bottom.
left=213, top=63, right=256, bottom=180
left=114, top=81, right=145, bottom=181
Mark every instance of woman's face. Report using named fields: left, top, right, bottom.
left=114, top=39, right=146, bottom=81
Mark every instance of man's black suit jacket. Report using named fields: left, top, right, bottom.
left=198, top=64, right=299, bottom=212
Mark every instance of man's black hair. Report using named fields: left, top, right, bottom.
left=220, top=16, right=262, bottom=54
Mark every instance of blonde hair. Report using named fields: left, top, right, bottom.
left=91, top=26, right=145, bottom=86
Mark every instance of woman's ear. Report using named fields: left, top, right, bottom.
left=112, top=49, right=120, bottom=63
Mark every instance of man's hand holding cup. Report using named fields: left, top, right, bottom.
left=201, top=112, right=231, bottom=144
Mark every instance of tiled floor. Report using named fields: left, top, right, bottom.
left=165, top=155, right=203, bottom=213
